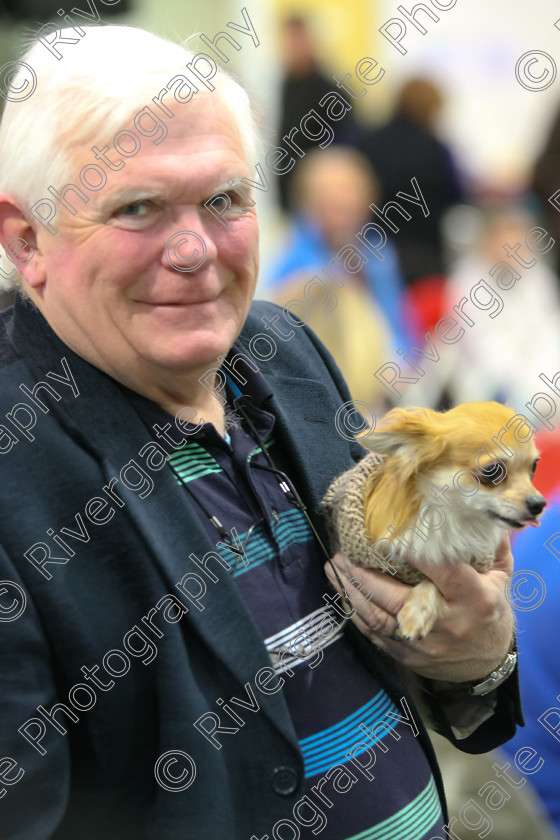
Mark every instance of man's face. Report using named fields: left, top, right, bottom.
left=27, top=97, right=259, bottom=391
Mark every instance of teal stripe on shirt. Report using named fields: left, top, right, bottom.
left=300, top=692, right=397, bottom=776
left=343, top=777, right=442, bottom=840
left=217, top=510, right=314, bottom=578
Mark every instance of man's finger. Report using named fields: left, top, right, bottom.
left=406, top=554, right=481, bottom=599
left=407, top=537, right=512, bottom=600
left=492, top=534, right=514, bottom=573
left=325, top=554, right=412, bottom=615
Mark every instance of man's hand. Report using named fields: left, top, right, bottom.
left=324, top=535, right=515, bottom=683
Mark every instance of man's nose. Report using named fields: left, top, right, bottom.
left=162, top=209, right=217, bottom=273
left=164, top=229, right=210, bottom=273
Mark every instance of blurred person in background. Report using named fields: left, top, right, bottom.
left=265, top=145, right=417, bottom=410
left=433, top=205, right=560, bottom=411
left=430, top=468, right=560, bottom=840
left=531, top=106, right=560, bottom=278
left=498, top=490, right=560, bottom=837
left=427, top=725, right=560, bottom=840
left=358, top=76, right=466, bottom=288
left=276, top=15, right=358, bottom=212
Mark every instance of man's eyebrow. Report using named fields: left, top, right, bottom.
left=97, top=176, right=253, bottom=213
left=211, top=176, right=252, bottom=195
left=97, top=187, right=167, bottom=212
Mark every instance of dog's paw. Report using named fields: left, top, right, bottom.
left=396, top=580, right=444, bottom=640
left=397, top=602, right=436, bottom=640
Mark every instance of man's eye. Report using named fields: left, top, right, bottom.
left=117, top=201, right=152, bottom=217
left=208, top=191, right=250, bottom=213
left=110, top=200, right=161, bottom=227
left=226, top=190, right=249, bottom=206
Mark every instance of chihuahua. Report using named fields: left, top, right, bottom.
left=322, top=401, right=546, bottom=640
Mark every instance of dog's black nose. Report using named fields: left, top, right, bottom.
left=526, top=496, right=546, bottom=516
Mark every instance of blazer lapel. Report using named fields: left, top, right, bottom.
left=258, top=371, right=358, bottom=519
left=9, top=300, right=299, bottom=747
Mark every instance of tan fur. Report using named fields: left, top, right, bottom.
left=322, top=401, right=546, bottom=639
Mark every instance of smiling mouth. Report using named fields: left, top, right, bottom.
left=137, top=299, right=217, bottom=307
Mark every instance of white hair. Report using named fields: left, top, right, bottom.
left=0, top=24, right=261, bottom=291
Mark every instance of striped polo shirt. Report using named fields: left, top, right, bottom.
left=124, top=354, right=445, bottom=840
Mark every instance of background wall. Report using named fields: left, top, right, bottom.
left=375, top=0, right=560, bottom=191
left=3, top=0, right=558, bottom=195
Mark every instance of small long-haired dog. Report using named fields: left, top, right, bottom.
left=322, top=401, right=546, bottom=640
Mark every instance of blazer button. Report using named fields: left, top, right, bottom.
left=271, top=766, right=299, bottom=796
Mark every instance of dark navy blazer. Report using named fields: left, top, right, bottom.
left=0, top=298, right=522, bottom=839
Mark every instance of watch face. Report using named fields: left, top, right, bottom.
left=470, top=652, right=518, bottom=696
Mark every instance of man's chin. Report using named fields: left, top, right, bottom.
left=145, top=337, right=234, bottom=375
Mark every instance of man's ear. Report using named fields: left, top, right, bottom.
left=0, top=195, right=46, bottom=290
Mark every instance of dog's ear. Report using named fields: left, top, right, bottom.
left=368, top=407, right=440, bottom=452
left=366, top=407, right=447, bottom=480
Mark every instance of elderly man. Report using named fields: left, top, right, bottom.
left=0, top=25, right=520, bottom=840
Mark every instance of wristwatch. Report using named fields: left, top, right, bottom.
left=427, top=639, right=518, bottom=698
left=466, top=650, right=518, bottom=696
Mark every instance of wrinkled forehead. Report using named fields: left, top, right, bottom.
left=0, top=25, right=257, bottom=213
left=61, top=88, right=246, bottom=163
left=45, top=95, right=254, bottom=230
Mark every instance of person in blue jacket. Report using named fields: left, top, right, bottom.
left=501, top=492, right=560, bottom=835
left=266, top=145, right=415, bottom=353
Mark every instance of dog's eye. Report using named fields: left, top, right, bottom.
left=479, top=462, right=505, bottom=485
left=531, top=458, right=539, bottom=477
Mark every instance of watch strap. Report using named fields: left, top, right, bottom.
left=467, top=650, right=518, bottom=696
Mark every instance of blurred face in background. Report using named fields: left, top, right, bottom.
left=295, top=148, right=378, bottom=249
left=480, top=211, right=533, bottom=263
left=281, top=18, right=319, bottom=75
